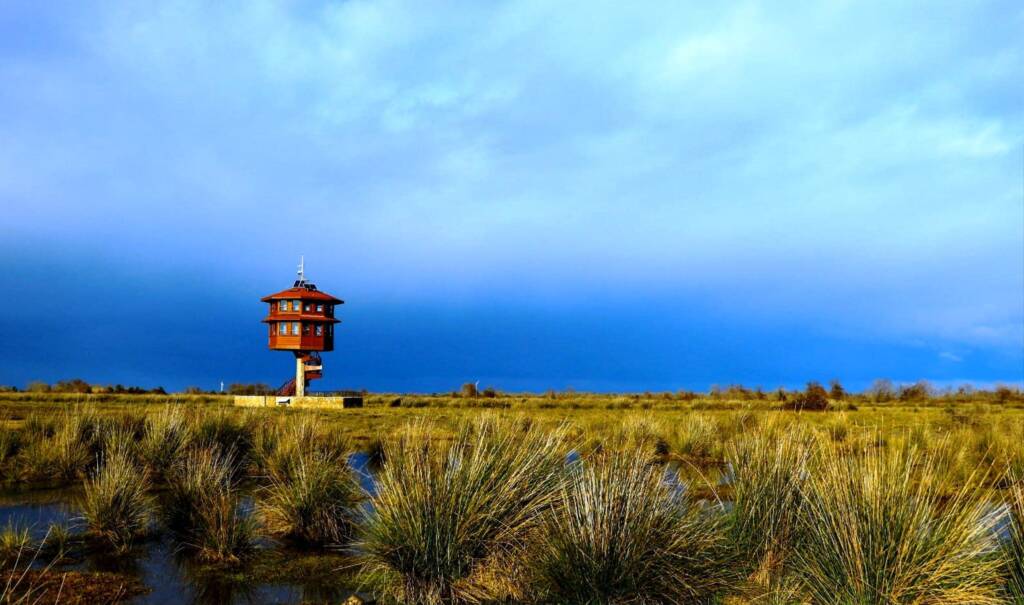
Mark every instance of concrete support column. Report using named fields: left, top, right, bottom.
left=295, top=355, right=306, bottom=398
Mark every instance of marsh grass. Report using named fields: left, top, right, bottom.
left=727, top=425, right=811, bottom=585
left=795, top=441, right=1002, bottom=604
left=166, top=446, right=256, bottom=564
left=257, top=447, right=361, bottom=546
left=80, top=431, right=153, bottom=553
left=358, top=417, right=568, bottom=605
left=137, top=405, right=191, bottom=480
left=529, top=449, right=732, bottom=604
left=0, top=524, right=32, bottom=571
left=667, top=414, right=723, bottom=462
left=1004, top=475, right=1024, bottom=603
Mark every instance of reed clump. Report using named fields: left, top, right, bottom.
left=1003, top=475, right=1024, bottom=603
left=726, top=425, right=811, bottom=586
left=794, top=441, right=1002, bottom=604
left=529, top=449, right=732, bottom=604
left=0, top=523, right=32, bottom=570
left=257, top=447, right=361, bottom=546
left=358, top=418, right=567, bottom=605
left=80, top=436, right=153, bottom=553
left=137, top=405, right=192, bottom=480
left=166, top=446, right=256, bottom=564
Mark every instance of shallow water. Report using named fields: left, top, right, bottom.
left=0, top=453, right=378, bottom=604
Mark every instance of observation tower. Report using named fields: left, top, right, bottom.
left=260, top=258, right=343, bottom=397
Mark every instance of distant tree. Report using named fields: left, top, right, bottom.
left=149, top=386, right=167, bottom=395
left=829, top=379, right=846, bottom=401
left=183, top=386, right=205, bottom=395
left=775, top=387, right=788, bottom=402
left=867, top=379, right=895, bottom=403
left=789, top=381, right=829, bottom=411
left=898, top=380, right=932, bottom=402
left=26, top=381, right=50, bottom=393
left=53, top=379, right=91, bottom=394
left=0, top=385, right=18, bottom=393
left=995, top=385, right=1022, bottom=404
left=481, top=386, right=497, bottom=398
left=460, top=382, right=479, bottom=398
left=228, top=383, right=272, bottom=395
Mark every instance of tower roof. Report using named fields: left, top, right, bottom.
left=260, top=285, right=343, bottom=304
left=261, top=257, right=343, bottom=304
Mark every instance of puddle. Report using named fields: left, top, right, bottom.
left=0, top=455, right=379, bottom=604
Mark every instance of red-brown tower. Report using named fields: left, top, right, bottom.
left=260, top=258, right=343, bottom=397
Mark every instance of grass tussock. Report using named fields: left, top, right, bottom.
left=727, top=424, right=811, bottom=585
left=166, top=446, right=256, bottom=564
left=137, top=405, right=192, bottom=479
left=80, top=434, right=153, bottom=554
left=0, top=523, right=32, bottom=571
left=358, top=417, right=568, bottom=605
left=795, top=441, right=1002, bottom=604
left=529, top=449, right=732, bottom=604
left=257, top=447, right=361, bottom=546
left=1003, top=474, right=1024, bottom=603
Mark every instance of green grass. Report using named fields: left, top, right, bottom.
left=165, top=446, right=256, bottom=564
left=726, top=421, right=811, bottom=586
left=0, top=393, right=1022, bottom=603
left=357, top=417, right=568, bottom=605
left=794, top=440, right=1002, bottom=604
left=80, top=431, right=153, bottom=553
left=529, top=449, right=732, bottom=604
left=257, top=446, right=361, bottom=545
left=1004, top=475, right=1024, bottom=603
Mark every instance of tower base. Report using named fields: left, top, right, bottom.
left=234, top=395, right=363, bottom=409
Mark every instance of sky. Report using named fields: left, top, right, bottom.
left=1, top=1, right=1022, bottom=393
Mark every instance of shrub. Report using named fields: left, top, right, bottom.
left=529, top=449, right=732, bottom=604
left=828, top=379, right=845, bottom=401
left=358, top=418, right=567, bottom=605
left=787, top=381, right=830, bottom=411
left=80, top=438, right=153, bottom=553
left=795, top=442, right=1001, bottom=603
left=460, top=382, right=478, bottom=398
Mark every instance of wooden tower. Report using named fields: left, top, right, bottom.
left=260, top=258, right=343, bottom=397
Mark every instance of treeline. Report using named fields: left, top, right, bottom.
left=1, top=379, right=169, bottom=395
left=0, top=380, right=278, bottom=396
left=448, top=379, right=1023, bottom=406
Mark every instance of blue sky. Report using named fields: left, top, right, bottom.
left=1, top=1, right=1021, bottom=393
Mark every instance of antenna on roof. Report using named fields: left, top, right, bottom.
left=297, top=255, right=305, bottom=284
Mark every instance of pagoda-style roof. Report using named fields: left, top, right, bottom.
left=260, top=284, right=343, bottom=304
left=261, top=312, right=341, bottom=324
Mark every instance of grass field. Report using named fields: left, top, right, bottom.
left=1, top=390, right=1023, bottom=603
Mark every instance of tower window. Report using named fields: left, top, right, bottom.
left=292, top=300, right=301, bottom=311
left=303, top=324, right=310, bottom=335
left=279, top=300, right=287, bottom=312
left=315, top=325, right=323, bottom=336
left=316, top=304, right=323, bottom=313
left=278, top=323, right=287, bottom=335
left=304, top=303, right=311, bottom=312
left=291, top=322, right=300, bottom=335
